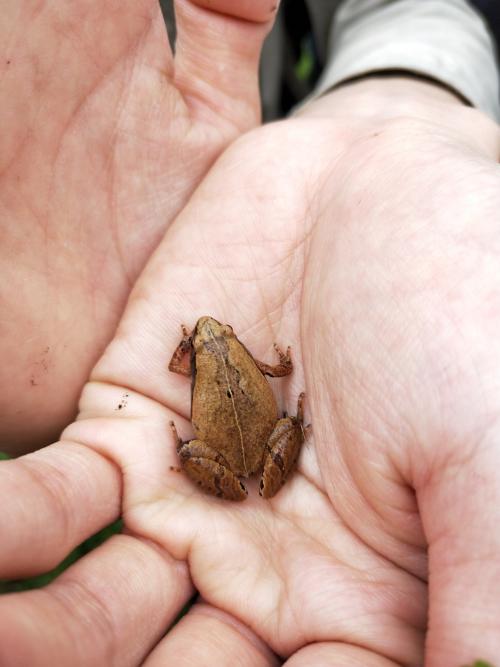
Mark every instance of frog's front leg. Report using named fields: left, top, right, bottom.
left=254, top=343, right=293, bottom=377
left=169, top=422, right=248, bottom=501
left=259, top=393, right=307, bottom=498
left=168, top=325, right=193, bottom=377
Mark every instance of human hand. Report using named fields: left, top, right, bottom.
left=0, top=0, right=275, bottom=453
left=2, top=77, right=500, bottom=666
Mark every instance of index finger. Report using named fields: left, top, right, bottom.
left=0, top=440, right=120, bottom=578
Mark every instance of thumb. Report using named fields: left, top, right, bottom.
left=417, top=432, right=500, bottom=666
left=174, top=0, right=279, bottom=129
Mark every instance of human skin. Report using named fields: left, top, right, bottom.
left=1, top=75, right=499, bottom=665
left=0, top=0, right=276, bottom=454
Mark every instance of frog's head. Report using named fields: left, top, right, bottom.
left=194, top=316, right=234, bottom=350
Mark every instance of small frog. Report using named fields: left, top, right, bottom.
left=168, top=316, right=307, bottom=501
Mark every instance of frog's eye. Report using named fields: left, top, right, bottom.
left=221, top=325, right=234, bottom=336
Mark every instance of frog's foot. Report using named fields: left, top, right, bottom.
left=168, top=326, right=193, bottom=377
left=260, top=394, right=307, bottom=498
left=255, top=344, right=293, bottom=378
left=177, top=439, right=248, bottom=501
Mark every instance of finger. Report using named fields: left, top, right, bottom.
left=284, top=642, right=401, bottom=666
left=0, top=441, right=120, bottom=578
left=144, top=601, right=279, bottom=666
left=174, top=0, right=279, bottom=128
left=190, top=0, right=279, bottom=22
left=0, top=534, right=192, bottom=667
left=418, top=441, right=500, bottom=665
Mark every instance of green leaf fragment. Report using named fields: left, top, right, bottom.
left=294, top=39, right=314, bottom=81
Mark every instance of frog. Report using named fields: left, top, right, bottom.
left=168, top=316, right=307, bottom=501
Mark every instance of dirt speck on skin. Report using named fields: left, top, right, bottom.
left=29, top=347, right=51, bottom=387
left=115, top=393, right=130, bottom=411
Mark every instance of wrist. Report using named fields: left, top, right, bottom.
left=297, top=74, right=467, bottom=123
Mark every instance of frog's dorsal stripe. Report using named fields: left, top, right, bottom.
left=207, top=324, right=248, bottom=476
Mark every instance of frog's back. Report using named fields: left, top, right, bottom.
left=191, top=333, right=277, bottom=478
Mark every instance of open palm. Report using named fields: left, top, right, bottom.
left=0, top=0, right=274, bottom=452
left=2, top=80, right=500, bottom=666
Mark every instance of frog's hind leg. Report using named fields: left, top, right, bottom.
left=259, top=393, right=306, bottom=499
left=175, top=436, right=248, bottom=501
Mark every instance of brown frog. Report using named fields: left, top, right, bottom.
left=168, top=316, right=307, bottom=501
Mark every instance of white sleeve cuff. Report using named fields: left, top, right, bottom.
left=312, top=0, right=500, bottom=122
